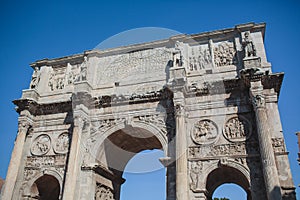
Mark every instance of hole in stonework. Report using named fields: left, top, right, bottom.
left=212, top=183, right=247, bottom=200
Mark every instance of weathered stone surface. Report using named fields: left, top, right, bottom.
left=1, top=22, right=296, bottom=200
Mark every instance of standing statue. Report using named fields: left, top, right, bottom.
left=78, top=56, right=88, bottom=81
left=30, top=67, right=41, bottom=89
left=173, top=41, right=184, bottom=67
left=242, top=31, right=256, bottom=57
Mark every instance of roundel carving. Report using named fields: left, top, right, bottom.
left=31, top=134, right=51, bottom=156
left=223, top=116, right=251, bottom=142
left=191, top=119, right=218, bottom=145
left=54, top=132, right=69, bottom=154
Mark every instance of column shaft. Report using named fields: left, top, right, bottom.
left=1, top=121, right=31, bottom=200
left=62, top=117, right=84, bottom=200
left=175, top=104, right=188, bottom=200
left=250, top=81, right=282, bottom=200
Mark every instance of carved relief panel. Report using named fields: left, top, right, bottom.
left=30, top=134, right=51, bottom=156
left=188, top=45, right=212, bottom=71
left=223, top=116, right=252, bottom=142
left=48, top=62, right=81, bottom=91
left=191, top=119, right=218, bottom=145
left=95, top=184, right=115, bottom=200
left=213, top=41, right=237, bottom=67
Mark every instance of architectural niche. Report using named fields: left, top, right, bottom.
left=1, top=22, right=296, bottom=200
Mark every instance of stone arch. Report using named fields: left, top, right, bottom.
left=89, top=118, right=168, bottom=200
left=23, top=169, right=63, bottom=198
left=203, top=160, right=251, bottom=199
left=91, top=119, right=168, bottom=164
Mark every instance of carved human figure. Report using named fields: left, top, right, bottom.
left=242, top=31, right=256, bottom=57
left=223, top=117, right=250, bottom=142
left=48, top=73, right=55, bottom=91
left=31, top=135, right=51, bottom=155
left=30, top=67, right=41, bottom=89
left=189, top=161, right=202, bottom=191
left=77, top=56, right=88, bottom=81
left=173, top=41, right=184, bottom=67
left=55, top=133, right=69, bottom=153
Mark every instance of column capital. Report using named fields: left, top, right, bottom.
left=249, top=79, right=265, bottom=109
left=174, top=103, right=185, bottom=117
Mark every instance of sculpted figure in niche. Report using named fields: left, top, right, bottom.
left=190, top=161, right=202, bottom=191
left=242, top=31, right=256, bottom=57
left=30, top=67, right=41, bottom=89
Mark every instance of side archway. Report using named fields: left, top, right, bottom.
left=205, top=162, right=251, bottom=199
left=22, top=170, right=63, bottom=199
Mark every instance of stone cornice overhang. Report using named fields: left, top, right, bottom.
left=29, top=22, right=265, bottom=68
left=184, top=73, right=284, bottom=98
left=13, top=73, right=282, bottom=115
left=13, top=99, right=72, bottom=116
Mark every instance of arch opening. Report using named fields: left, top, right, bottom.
left=206, top=166, right=251, bottom=200
left=30, top=174, right=60, bottom=200
left=212, top=183, right=247, bottom=200
left=120, top=149, right=166, bottom=200
left=96, top=126, right=166, bottom=200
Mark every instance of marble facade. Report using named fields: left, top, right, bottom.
left=1, top=23, right=296, bottom=200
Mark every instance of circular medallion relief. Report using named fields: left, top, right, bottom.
left=54, top=132, right=69, bottom=154
left=223, top=116, right=251, bottom=142
left=31, top=134, right=51, bottom=156
left=191, top=119, right=218, bottom=145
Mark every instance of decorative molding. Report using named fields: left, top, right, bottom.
left=189, top=141, right=260, bottom=159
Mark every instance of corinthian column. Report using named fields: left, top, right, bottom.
left=250, top=80, right=282, bottom=200
left=175, top=102, right=188, bottom=200
left=1, top=118, right=31, bottom=200
left=62, top=114, right=85, bottom=200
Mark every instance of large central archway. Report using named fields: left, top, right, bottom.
left=94, top=123, right=168, bottom=200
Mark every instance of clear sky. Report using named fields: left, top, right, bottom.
left=0, top=0, right=300, bottom=199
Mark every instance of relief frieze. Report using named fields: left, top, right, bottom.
left=25, top=155, right=67, bottom=168
left=213, top=41, right=236, bottom=67
left=188, top=141, right=259, bottom=159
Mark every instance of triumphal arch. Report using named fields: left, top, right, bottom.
left=1, top=23, right=296, bottom=200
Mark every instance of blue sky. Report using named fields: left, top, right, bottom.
left=0, top=0, right=300, bottom=199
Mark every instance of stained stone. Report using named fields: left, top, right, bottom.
left=1, top=22, right=296, bottom=200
